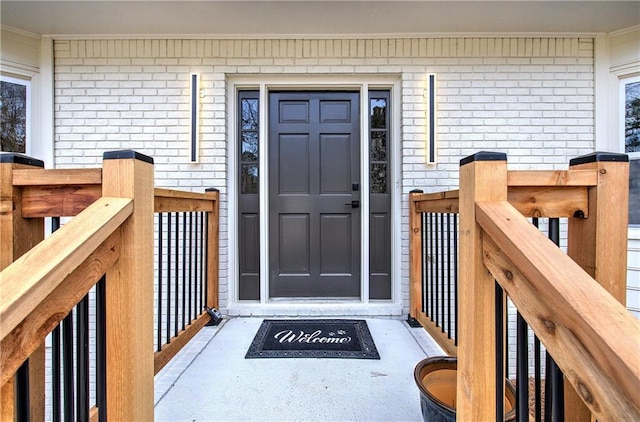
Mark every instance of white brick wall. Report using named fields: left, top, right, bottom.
left=53, top=36, right=596, bottom=314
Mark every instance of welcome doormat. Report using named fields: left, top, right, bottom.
left=245, top=319, right=380, bottom=359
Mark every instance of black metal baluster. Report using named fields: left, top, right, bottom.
left=199, top=212, right=205, bottom=311
left=16, top=360, right=30, bottom=422
left=516, top=312, right=529, bottom=421
left=546, top=354, right=565, bottom=420
left=505, top=301, right=509, bottom=381
left=547, top=218, right=564, bottom=422
left=182, top=212, right=187, bottom=330
left=446, top=213, right=452, bottom=339
left=429, top=213, right=435, bottom=320
left=157, top=212, right=163, bottom=351
left=51, top=217, right=62, bottom=422
left=96, top=275, right=107, bottom=422
left=77, top=295, right=89, bottom=422
left=421, top=213, right=427, bottom=315
left=544, top=354, right=553, bottom=422
left=495, top=282, right=505, bottom=422
left=52, top=325, right=62, bottom=422
left=535, top=336, right=542, bottom=422
left=174, top=212, right=180, bottom=338
left=194, top=212, right=198, bottom=320
left=189, top=211, right=195, bottom=321
left=453, top=213, right=458, bottom=346
left=204, top=212, right=209, bottom=311
left=62, top=310, right=74, bottom=422
left=187, top=212, right=192, bottom=323
left=434, top=213, right=440, bottom=328
left=166, top=212, right=172, bottom=345
left=440, top=213, right=446, bottom=332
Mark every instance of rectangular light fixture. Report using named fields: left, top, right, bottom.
left=426, top=74, right=437, bottom=164
left=190, top=72, right=200, bottom=163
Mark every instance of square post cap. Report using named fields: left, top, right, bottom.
left=103, top=150, right=154, bottom=164
left=460, top=151, right=507, bottom=166
left=0, top=152, right=44, bottom=167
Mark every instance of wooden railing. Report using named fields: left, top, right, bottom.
left=409, top=151, right=640, bottom=421
left=153, top=187, right=220, bottom=374
left=0, top=150, right=220, bottom=421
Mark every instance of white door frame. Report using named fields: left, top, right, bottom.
left=227, top=74, right=403, bottom=316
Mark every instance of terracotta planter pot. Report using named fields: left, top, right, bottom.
left=414, top=356, right=516, bottom=422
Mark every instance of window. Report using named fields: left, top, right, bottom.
left=239, top=93, right=259, bottom=194
left=370, top=93, right=389, bottom=194
left=1, top=75, right=30, bottom=153
left=237, top=90, right=260, bottom=300
left=624, top=76, right=640, bottom=156
left=622, top=76, right=640, bottom=225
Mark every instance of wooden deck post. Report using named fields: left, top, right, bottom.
left=565, top=152, right=630, bottom=420
left=457, top=152, right=508, bottom=421
left=102, top=150, right=154, bottom=421
left=205, top=188, right=220, bottom=310
left=409, top=189, right=424, bottom=323
left=0, top=153, right=46, bottom=421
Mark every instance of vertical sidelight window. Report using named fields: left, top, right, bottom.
left=370, top=95, right=389, bottom=194
left=238, top=91, right=260, bottom=300
left=240, top=94, right=259, bottom=194
left=369, top=90, right=392, bottom=299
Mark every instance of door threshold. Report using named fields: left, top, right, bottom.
left=268, top=297, right=361, bottom=303
left=226, top=302, right=404, bottom=318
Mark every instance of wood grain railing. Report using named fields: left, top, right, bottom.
left=0, top=150, right=220, bottom=421
left=152, top=187, right=220, bottom=374
left=409, top=151, right=639, bottom=421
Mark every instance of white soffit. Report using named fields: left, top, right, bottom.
left=1, top=1, right=639, bottom=37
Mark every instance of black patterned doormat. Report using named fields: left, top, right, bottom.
left=245, top=319, right=380, bottom=359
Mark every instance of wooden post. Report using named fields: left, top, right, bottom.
left=102, top=150, right=154, bottom=421
left=566, top=152, right=630, bottom=420
left=205, top=188, right=220, bottom=310
left=457, top=152, right=508, bottom=421
left=0, top=153, right=46, bottom=421
left=408, top=189, right=424, bottom=324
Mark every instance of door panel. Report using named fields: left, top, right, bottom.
left=279, top=214, right=310, bottom=274
left=269, top=91, right=360, bottom=298
left=320, top=214, right=353, bottom=274
left=278, top=134, right=310, bottom=194
left=320, top=134, right=351, bottom=194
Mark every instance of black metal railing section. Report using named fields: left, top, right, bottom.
left=44, top=217, right=108, bottom=422
left=421, top=211, right=459, bottom=345
left=495, top=217, right=566, bottom=422
left=155, top=211, right=209, bottom=353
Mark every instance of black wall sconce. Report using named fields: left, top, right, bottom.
left=190, top=72, right=200, bottom=163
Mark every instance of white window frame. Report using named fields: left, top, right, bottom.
left=621, top=74, right=640, bottom=159
left=1, top=74, right=31, bottom=155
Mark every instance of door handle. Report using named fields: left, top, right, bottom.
left=345, top=200, right=360, bottom=208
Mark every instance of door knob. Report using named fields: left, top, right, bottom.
left=345, top=200, right=360, bottom=208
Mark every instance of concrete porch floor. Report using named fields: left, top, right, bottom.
left=154, top=317, right=445, bottom=422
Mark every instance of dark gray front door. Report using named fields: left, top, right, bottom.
left=269, top=92, right=361, bottom=297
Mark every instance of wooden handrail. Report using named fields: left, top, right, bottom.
left=0, top=197, right=133, bottom=341
left=506, top=169, right=598, bottom=186
left=409, top=169, right=597, bottom=218
left=477, top=200, right=640, bottom=420
left=12, top=168, right=102, bottom=186
left=154, top=187, right=215, bottom=213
